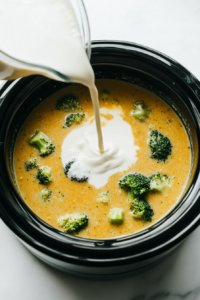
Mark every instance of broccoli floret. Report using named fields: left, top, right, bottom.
left=56, top=94, right=82, bottom=112
left=39, top=188, right=52, bottom=202
left=108, top=208, right=124, bottom=225
left=149, top=173, right=171, bottom=192
left=58, top=213, right=88, bottom=234
left=129, top=199, right=154, bottom=222
left=64, top=158, right=89, bottom=182
left=25, top=158, right=38, bottom=171
left=36, top=166, right=52, bottom=184
left=101, top=89, right=111, bottom=101
left=97, top=191, right=110, bottom=203
left=119, top=173, right=150, bottom=198
left=30, top=131, right=55, bottom=156
left=149, top=130, right=172, bottom=162
left=65, top=113, right=85, bottom=127
left=131, top=101, right=150, bottom=122
left=64, top=158, right=76, bottom=175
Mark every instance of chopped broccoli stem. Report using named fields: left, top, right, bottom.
left=58, top=213, right=88, bottom=234
left=65, top=113, right=85, bottom=127
left=36, top=166, right=52, bottom=184
left=39, top=188, right=52, bottom=202
left=97, top=191, right=110, bottom=203
left=131, top=101, right=150, bottom=122
left=129, top=199, right=154, bottom=222
left=30, top=131, right=55, bottom=156
left=25, top=158, right=38, bottom=171
left=149, top=173, right=171, bottom=192
left=101, top=89, right=111, bottom=101
left=119, top=173, right=150, bottom=198
left=56, top=94, right=82, bottom=112
left=108, top=208, right=124, bottom=225
left=64, top=158, right=89, bottom=182
left=149, top=130, right=172, bottom=162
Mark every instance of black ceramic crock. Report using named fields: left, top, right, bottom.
left=0, top=41, right=200, bottom=279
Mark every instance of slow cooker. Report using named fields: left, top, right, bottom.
left=0, top=41, right=200, bottom=279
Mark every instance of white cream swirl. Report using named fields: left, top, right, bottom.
left=62, top=108, right=139, bottom=188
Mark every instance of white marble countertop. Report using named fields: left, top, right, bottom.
left=1, top=0, right=200, bottom=299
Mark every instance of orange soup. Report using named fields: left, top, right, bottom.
left=14, top=80, right=191, bottom=239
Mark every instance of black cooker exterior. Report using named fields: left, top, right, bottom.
left=0, top=41, right=200, bottom=279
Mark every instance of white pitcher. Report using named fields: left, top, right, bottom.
left=0, top=0, right=91, bottom=82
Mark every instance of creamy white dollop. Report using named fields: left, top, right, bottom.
left=62, top=108, right=139, bottom=188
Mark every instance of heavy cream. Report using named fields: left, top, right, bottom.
left=62, top=108, right=139, bottom=189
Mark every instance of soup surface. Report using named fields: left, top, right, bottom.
left=14, top=80, right=191, bottom=239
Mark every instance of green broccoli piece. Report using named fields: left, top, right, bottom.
left=129, top=199, right=154, bottom=222
left=97, top=191, right=110, bottom=203
left=64, top=158, right=89, bottom=182
left=131, top=101, right=150, bottom=122
left=149, top=130, right=172, bottom=162
left=30, top=131, right=55, bottom=156
left=149, top=173, right=171, bottom=192
left=108, top=208, right=124, bottom=225
left=36, top=166, right=52, bottom=184
left=58, top=213, right=88, bottom=234
left=119, top=173, right=150, bottom=198
left=56, top=94, right=82, bottom=112
left=101, top=89, right=111, bottom=101
left=39, top=188, right=52, bottom=202
left=65, top=113, right=85, bottom=127
left=25, top=158, right=38, bottom=171
left=64, top=158, right=76, bottom=176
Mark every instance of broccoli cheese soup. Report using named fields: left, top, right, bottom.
left=14, top=79, right=191, bottom=239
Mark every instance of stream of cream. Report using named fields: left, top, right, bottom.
left=0, top=0, right=138, bottom=188
left=0, top=0, right=104, bottom=152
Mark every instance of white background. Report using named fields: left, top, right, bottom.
left=1, top=0, right=200, bottom=299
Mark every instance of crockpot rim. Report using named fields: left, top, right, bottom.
left=0, top=40, right=200, bottom=265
